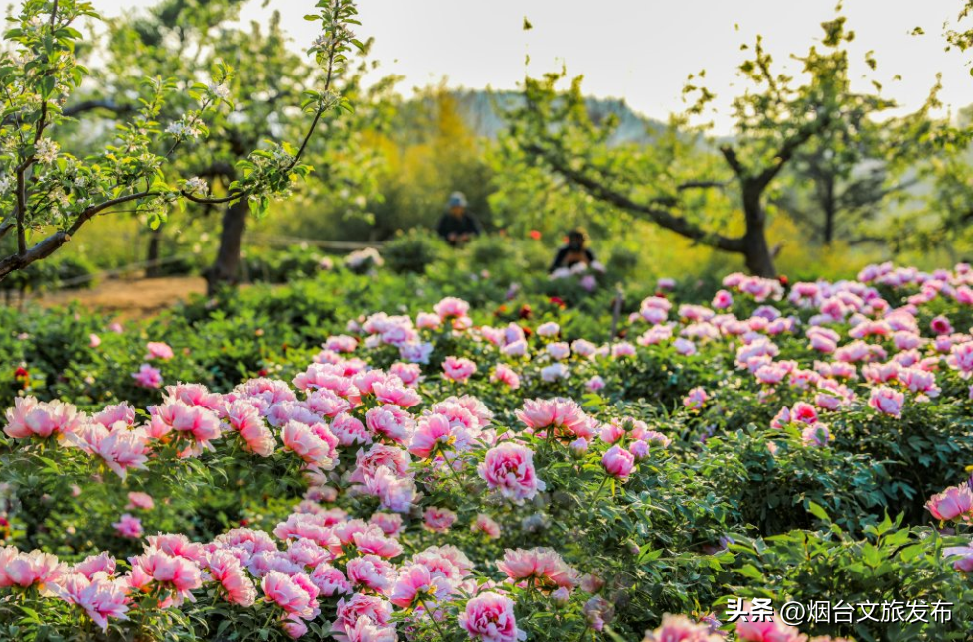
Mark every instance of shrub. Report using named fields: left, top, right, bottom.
left=381, top=229, right=444, bottom=274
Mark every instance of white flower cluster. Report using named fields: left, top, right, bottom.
left=35, top=138, right=59, bottom=164
left=344, top=247, right=383, bottom=270
left=208, top=83, right=231, bottom=102
left=165, top=114, right=204, bottom=140
left=183, top=177, right=209, bottom=196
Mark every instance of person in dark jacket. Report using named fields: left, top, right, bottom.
left=436, top=192, right=483, bottom=246
left=550, top=228, right=595, bottom=272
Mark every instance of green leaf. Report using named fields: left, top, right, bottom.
left=807, top=501, right=830, bottom=522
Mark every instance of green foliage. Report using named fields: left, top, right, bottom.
left=381, top=228, right=446, bottom=274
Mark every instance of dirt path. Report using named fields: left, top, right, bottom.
left=35, top=276, right=208, bottom=319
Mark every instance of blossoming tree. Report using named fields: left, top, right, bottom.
left=0, top=0, right=361, bottom=283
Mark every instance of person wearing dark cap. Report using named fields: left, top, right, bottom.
left=550, top=228, right=595, bottom=272
left=436, top=192, right=483, bottom=246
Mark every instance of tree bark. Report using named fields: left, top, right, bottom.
left=741, top=182, right=777, bottom=278
left=822, top=174, right=835, bottom=246
left=145, top=228, right=163, bottom=277
left=206, top=200, right=247, bottom=295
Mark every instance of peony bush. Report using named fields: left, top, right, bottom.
left=2, top=261, right=973, bottom=640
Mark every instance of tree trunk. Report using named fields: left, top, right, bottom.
left=206, top=200, right=247, bottom=295
left=741, top=182, right=777, bottom=278
left=743, top=225, right=777, bottom=277
left=822, top=174, right=835, bottom=246
left=145, top=227, right=163, bottom=277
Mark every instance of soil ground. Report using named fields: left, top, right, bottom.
left=33, top=276, right=208, bottom=319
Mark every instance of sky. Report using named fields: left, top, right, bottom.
left=95, top=0, right=973, bottom=133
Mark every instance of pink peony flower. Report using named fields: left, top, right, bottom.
left=497, top=548, right=578, bottom=589
left=516, top=398, right=592, bottom=440
left=868, top=386, right=904, bottom=417
left=56, top=573, right=129, bottom=632
left=332, top=593, right=393, bottom=637
left=372, top=379, right=422, bottom=408
left=126, top=492, right=155, bottom=511
left=88, top=333, right=102, bottom=348
left=491, top=364, right=521, bottom=389
left=943, top=543, right=973, bottom=572
left=442, top=356, right=478, bottom=383
left=363, top=465, right=418, bottom=513
left=369, top=513, right=404, bottom=538
left=434, top=297, right=470, bottom=320
left=478, top=442, right=545, bottom=503
left=132, top=363, right=163, bottom=389
left=281, top=421, right=336, bottom=470
left=364, top=405, right=415, bottom=445
left=586, top=375, right=605, bottom=392
left=471, top=514, right=502, bottom=539
left=145, top=341, right=175, bottom=361
left=148, top=401, right=222, bottom=455
left=601, top=445, right=636, bottom=480
left=68, top=422, right=151, bottom=479
left=261, top=571, right=316, bottom=619
left=712, top=289, right=734, bottom=310
left=683, top=387, right=708, bottom=410
left=113, top=514, right=143, bottom=539
left=389, top=362, right=422, bottom=387
left=389, top=564, right=444, bottom=608
left=74, top=552, right=116, bottom=579
left=801, top=423, right=831, bottom=448
left=282, top=615, right=308, bottom=639
left=128, top=548, right=201, bottom=607
left=408, top=412, right=464, bottom=459
left=1, top=549, right=65, bottom=589
left=346, top=555, right=395, bottom=594
left=224, top=400, right=276, bottom=456
left=459, top=591, right=526, bottom=642
left=642, top=613, right=724, bottom=642
left=423, top=506, right=457, bottom=533
left=926, top=484, right=973, bottom=522
left=207, top=550, right=257, bottom=606
left=3, top=397, right=85, bottom=440
left=931, top=315, right=954, bottom=336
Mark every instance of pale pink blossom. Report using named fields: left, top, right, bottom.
left=442, top=356, right=478, bottom=382
left=423, top=506, right=457, bottom=533
left=126, top=492, right=155, bottom=511
left=491, top=364, right=521, bottom=389
left=146, top=341, right=175, bottom=360
left=478, top=442, right=545, bottom=502
left=113, top=514, right=143, bottom=539
left=497, top=547, right=577, bottom=589
left=926, top=484, right=973, bottom=522
left=459, top=591, right=526, bottom=642
left=601, top=445, right=635, bottom=480
left=3, top=398, right=85, bottom=440
left=471, top=514, right=502, bottom=539
left=868, top=386, right=904, bottom=417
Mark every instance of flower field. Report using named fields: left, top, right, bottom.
left=2, top=262, right=973, bottom=641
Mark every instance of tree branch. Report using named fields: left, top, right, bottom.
left=0, top=191, right=156, bottom=281
left=526, top=143, right=745, bottom=253
left=677, top=180, right=729, bottom=191
left=62, top=99, right=135, bottom=118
